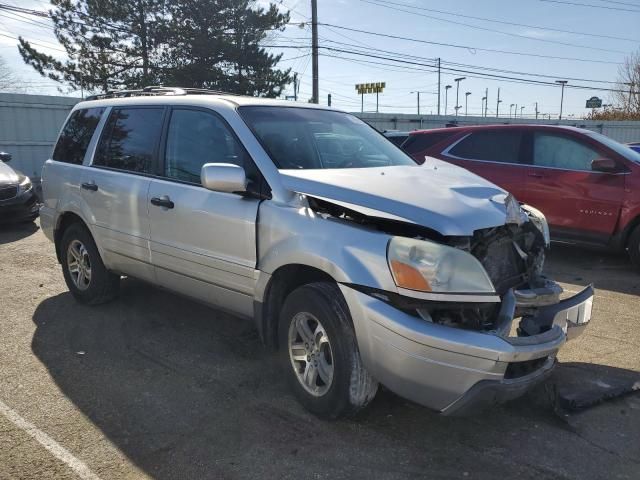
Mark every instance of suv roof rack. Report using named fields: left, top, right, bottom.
left=84, top=86, right=238, bottom=101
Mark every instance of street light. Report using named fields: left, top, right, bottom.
left=481, top=95, right=487, bottom=117
left=444, top=85, right=452, bottom=115
left=556, top=80, right=568, bottom=120
left=465, top=92, right=471, bottom=116
left=520, top=106, right=525, bottom=118
left=454, top=77, right=466, bottom=117
left=510, top=103, right=514, bottom=118
left=411, top=90, right=432, bottom=116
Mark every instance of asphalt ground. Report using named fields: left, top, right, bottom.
left=0, top=220, right=639, bottom=480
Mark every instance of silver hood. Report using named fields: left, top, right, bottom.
left=0, top=162, right=19, bottom=185
left=279, top=159, right=516, bottom=236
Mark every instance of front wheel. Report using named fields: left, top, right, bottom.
left=60, top=222, right=120, bottom=304
left=278, top=282, right=378, bottom=419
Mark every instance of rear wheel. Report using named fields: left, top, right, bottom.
left=60, top=223, right=120, bottom=304
left=278, top=282, right=378, bottom=419
left=628, top=225, right=640, bottom=270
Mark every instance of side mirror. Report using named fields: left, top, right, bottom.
left=0, top=152, right=11, bottom=162
left=591, top=158, right=620, bottom=173
left=201, top=163, right=247, bottom=193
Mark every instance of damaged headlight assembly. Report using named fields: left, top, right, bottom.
left=521, top=204, right=550, bottom=247
left=387, top=236, right=495, bottom=294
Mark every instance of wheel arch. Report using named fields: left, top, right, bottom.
left=54, top=211, right=90, bottom=263
left=256, top=264, right=338, bottom=350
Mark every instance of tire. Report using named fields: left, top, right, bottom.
left=60, top=222, right=120, bottom=304
left=278, top=282, right=378, bottom=419
left=628, top=225, right=640, bottom=270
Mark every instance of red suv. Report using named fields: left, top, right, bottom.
left=403, top=125, right=640, bottom=267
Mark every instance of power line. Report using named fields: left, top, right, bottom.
left=360, top=0, right=630, bottom=54
left=354, top=0, right=638, bottom=42
left=317, top=23, right=623, bottom=65
left=539, top=0, right=640, bottom=12
left=316, top=36, right=619, bottom=84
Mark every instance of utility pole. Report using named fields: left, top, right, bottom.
left=556, top=80, right=568, bottom=120
left=311, top=0, right=319, bottom=104
left=445, top=85, right=452, bottom=115
left=437, top=58, right=441, bottom=116
left=465, top=92, right=471, bottom=116
left=496, top=88, right=501, bottom=118
left=293, top=73, right=298, bottom=101
left=520, top=106, right=525, bottom=118
left=481, top=96, right=486, bottom=117
left=454, top=77, right=465, bottom=117
left=327, top=93, right=331, bottom=107
left=515, top=104, right=517, bottom=119
left=510, top=103, right=514, bottom=118
left=535, top=101, right=539, bottom=119
left=411, top=91, right=426, bottom=115
left=484, top=88, right=488, bottom=117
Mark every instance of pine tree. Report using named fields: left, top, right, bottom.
left=162, top=0, right=291, bottom=97
left=19, top=0, right=167, bottom=93
left=18, top=0, right=291, bottom=97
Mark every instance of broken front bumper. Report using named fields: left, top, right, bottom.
left=340, top=283, right=594, bottom=415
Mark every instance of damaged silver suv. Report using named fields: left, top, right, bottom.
left=41, top=88, right=594, bottom=418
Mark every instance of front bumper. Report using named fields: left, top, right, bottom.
left=340, top=283, right=593, bottom=414
left=0, top=190, right=40, bottom=223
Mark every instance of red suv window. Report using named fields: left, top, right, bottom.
left=403, top=131, right=457, bottom=155
left=448, top=130, right=524, bottom=164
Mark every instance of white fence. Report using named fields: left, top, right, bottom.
left=0, top=93, right=79, bottom=179
left=353, top=112, right=640, bottom=144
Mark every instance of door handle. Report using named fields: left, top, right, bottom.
left=527, top=172, right=543, bottom=178
left=81, top=182, right=98, bottom=191
left=150, top=196, right=174, bottom=209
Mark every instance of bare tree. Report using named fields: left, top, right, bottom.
left=0, top=56, right=19, bottom=91
left=613, top=49, right=640, bottom=114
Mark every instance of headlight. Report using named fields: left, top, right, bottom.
left=522, top=204, right=550, bottom=247
left=387, top=236, right=495, bottom=294
left=18, top=176, right=32, bottom=194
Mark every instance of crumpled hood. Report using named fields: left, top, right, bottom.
left=280, top=159, right=514, bottom=236
left=0, top=162, right=19, bottom=185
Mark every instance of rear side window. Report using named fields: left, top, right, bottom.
left=449, top=130, right=523, bottom=164
left=52, top=108, right=104, bottom=164
left=402, top=131, right=456, bottom=155
left=94, top=107, right=164, bottom=173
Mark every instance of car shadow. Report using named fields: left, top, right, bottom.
left=545, top=243, right=640, bottom=296
left=31, top=279, right=640, bottom=479
left=0, top=221, right=39, bottom=245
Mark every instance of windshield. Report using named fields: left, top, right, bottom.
left=238, top=106, right=418, bottom=169
left=587, top=131, right=640, bottom=164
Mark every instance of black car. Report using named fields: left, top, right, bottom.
left=0, top=152, right=39, bottom=223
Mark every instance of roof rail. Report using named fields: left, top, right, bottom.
left=84, top=86, right=239, bottom=101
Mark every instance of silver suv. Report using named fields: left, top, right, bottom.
left=41, top=88, right=594, bottom=418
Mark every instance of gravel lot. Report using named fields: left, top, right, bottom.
left=0, top=220, right=639, bottom=480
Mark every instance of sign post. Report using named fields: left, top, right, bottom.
left=356, top=82, right=386, bottom=113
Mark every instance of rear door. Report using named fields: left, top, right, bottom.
left=441, top=129, right=528, bottom=199
left=521, top=130, right=624, bottom=242
left=147, top=107, right=262, bottom=318
left=81, top=106, right=165, bottom=282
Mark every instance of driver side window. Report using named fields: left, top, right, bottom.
left=533, top=132, right=600, bottom=171
left=164, top=109, right=246, bottom=183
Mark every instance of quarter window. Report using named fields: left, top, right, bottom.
left=449, top=131, right=523, bottom=164
left=94, top=108, right=164, bottom=173
left=52, top=108, right=105, bottom=165
left=533, top=132, right=600, bottom=171
left=164, top=109, right=247, bottom=183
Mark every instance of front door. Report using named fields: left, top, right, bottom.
left=81, top=106, right=165, bottom=282
left=148, top=107, right=261, bottom=317
left=520, top=130, right=624, bottom=243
